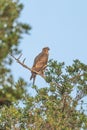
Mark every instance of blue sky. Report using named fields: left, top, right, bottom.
left=11, top=0, right=87, bottom=87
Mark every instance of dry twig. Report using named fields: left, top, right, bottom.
left=9, top=53, right=46, bottom=79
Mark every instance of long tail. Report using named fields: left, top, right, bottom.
left=30, top=73, right=36, bottom=85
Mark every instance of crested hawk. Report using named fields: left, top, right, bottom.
left=30, top=47, right=50, bottom=85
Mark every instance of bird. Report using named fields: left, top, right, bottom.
left=30, top=47, right=50, bottom=85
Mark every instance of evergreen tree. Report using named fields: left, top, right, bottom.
left=0, top=0, right=31, bottom=105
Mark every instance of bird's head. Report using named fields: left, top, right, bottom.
left=42, top=47, right=50, bottom=54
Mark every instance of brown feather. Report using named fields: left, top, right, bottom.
left=30, top=47, right=50, bottom=84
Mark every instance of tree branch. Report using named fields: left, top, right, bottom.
left=9, top=53, right=46, bottom=79
left=68, top=73, right=84, bottom=82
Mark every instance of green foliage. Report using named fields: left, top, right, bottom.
left=0, top=0, right=31, bottom=103
left=0, top=59, right=86, bottom=129
left=0, top=0, right=87, bottom=130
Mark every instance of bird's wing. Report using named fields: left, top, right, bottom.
left=32, top=52, right=48, bottom=71
left=33, top=52, right=43, bottom=67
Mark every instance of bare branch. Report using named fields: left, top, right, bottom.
left=17, top=53, right=22, bottom=59
left=9, top=53, right=45, bottom=79
left=23, top=58, right=26, bottom=63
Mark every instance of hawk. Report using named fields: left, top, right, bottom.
left=30, top=47, right=50, bottom=85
